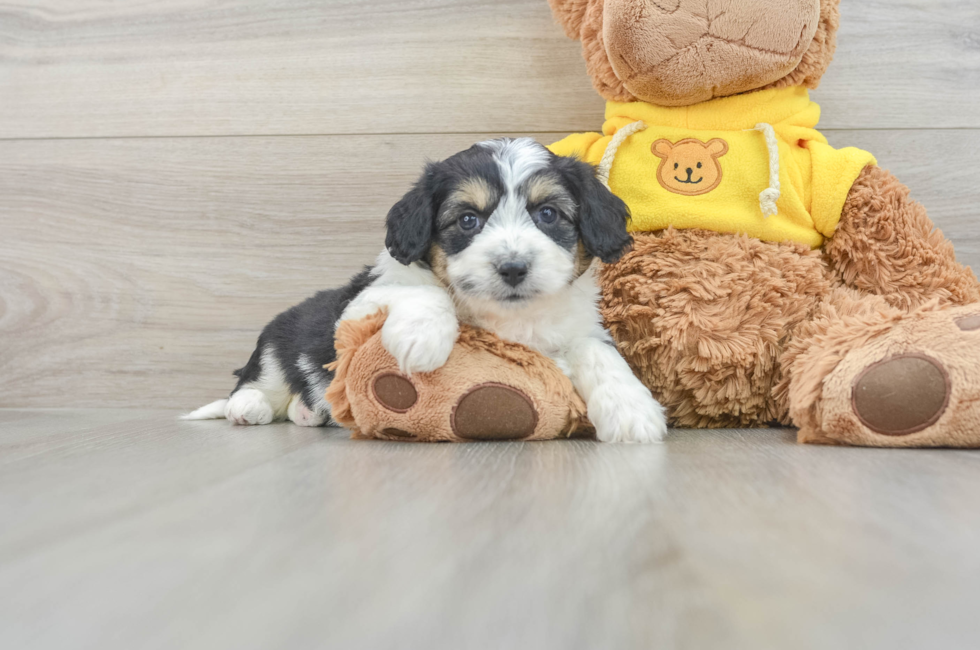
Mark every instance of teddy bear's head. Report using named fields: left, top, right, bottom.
left=549, top=0, right=841, bottom=107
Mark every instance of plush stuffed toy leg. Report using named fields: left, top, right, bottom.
left=785, top=167, right=980, bottom=446
left=325, top=311, right=593, bottom=442
left=600, top=227, right=829, bottom=429
left=784, top=290, right=980, bottom=447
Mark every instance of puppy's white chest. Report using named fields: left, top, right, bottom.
left=481, top=316, right=554, bottom=352
left=462, top=304, right=595, bottom=358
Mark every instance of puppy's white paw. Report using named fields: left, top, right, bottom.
left=287, top=395, right=327, bottom=427
left=225, top=388, right=275, bottom=426
left=588, top=384, right=668, bottom=444
left=381, top=312, right=459, bottom=374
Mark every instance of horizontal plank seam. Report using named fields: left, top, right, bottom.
left=2, top=127, right=980, bottom=143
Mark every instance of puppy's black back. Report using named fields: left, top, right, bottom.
left=232, top=266, right=374, bottom=405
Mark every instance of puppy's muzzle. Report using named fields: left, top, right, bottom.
left=497, top=261, right=529, bottom=287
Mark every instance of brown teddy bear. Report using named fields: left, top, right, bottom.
left=546, top=0, right=980, bottom=446
left=327, top=0, right=980, bottom=447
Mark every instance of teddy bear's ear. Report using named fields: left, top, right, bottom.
left=762, top=0, right=842, bottom=92
left=651, top=140, right=673, bottom=159
left=706, top=139, right=729, bottom=158
left=547, top=0, right=635, bottom=102
left=547, top=0, right=591, bottom=40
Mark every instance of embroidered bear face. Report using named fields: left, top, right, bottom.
left=651, top=138, right=729, bottom=196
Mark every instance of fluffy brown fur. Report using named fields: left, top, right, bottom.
left=550, top=0, right=841, bottom=104
left=784, top=300, right=980, bottom=447
left=600, top=228, right=830, bottom=427
left=761, top=0, right=841, bottom=93
left=826, top=166, right=980, bottom=311
left=596, top=175, right=980, bottom=443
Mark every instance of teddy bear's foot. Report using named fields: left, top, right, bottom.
left=796, top=305, right=980, bottom=447
left=369, top=374, right=540, bottom=441
left=326, top=312, right=593, bottom=442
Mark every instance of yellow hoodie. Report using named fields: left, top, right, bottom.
left=548, top=87, right=876, bottom=249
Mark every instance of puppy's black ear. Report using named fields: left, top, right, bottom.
left=556, top=156, right=632, bottom=264
left=385, top=165, right=438, bottom=265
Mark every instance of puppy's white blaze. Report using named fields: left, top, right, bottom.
left=479, top=137, right=550, bottom=188
left=449, top=221, right=575, bottom=300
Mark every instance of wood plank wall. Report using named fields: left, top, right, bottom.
left=2, top=0, right=980, bottom=408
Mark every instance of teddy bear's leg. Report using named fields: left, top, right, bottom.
left=327, top=316, right=592, bottom=442
left=826, top=166, right=980, bottom=310
left=782, top=287, right=980, bottom=447
left=600, top=228, right=830, bottom=428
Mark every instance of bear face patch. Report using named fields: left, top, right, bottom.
left=651, top=138, right=729, bottom=196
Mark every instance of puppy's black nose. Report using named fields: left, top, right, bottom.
left=497, top=261, right=528, bottom=287
left=686, top=168, right=694, bottom=176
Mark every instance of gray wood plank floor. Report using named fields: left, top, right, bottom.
left=3, top=409, right=980, bottom=650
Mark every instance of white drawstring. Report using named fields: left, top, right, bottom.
left=596, top=120, right=646, bottom=189
left=752, top=123, right=781, bottom=217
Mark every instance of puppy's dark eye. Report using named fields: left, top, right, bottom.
left=535, top=206, right=558, bottom=225
left=459, top=213, right=479, bottom=231
left=674, top=163, right=679, bottom=170
left=697, top=162, right=703, bottom=169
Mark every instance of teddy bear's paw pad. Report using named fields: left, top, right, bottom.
left=381, top=428, right=416, bottom=440
left=451, top=383, right=538, bottom=440
left=955, top=313, right=980, bottom=331
left=852, top=353, right=951, bottom=436
left=372, top=373, right=418, bottom=413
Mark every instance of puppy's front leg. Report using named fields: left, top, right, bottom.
left=341, top=285, right=459, bottom=374
left=565, top=336, right=668, bottom=443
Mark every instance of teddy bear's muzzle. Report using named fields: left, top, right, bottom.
left=602, top=0, right=821, bottom=106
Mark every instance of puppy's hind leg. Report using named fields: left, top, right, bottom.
left=286, top=395, right=328, bottom=427
left=225, top=346, right=294, bottom=426
left=225, top=388, right=276, bottom=426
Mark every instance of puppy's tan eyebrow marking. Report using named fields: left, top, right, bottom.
left=451, top=177, right=496, bottom=213
left=525, top=174, right=567, bottom=205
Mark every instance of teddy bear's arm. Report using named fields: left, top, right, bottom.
left=825, top=166, right=980, bottom=311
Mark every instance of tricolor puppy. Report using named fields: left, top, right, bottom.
left=184, top=139, right=667, bottom=443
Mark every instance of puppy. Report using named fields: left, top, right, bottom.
left=184, top=138, right=667, bottom=442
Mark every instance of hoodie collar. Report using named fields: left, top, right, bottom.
left=603, top=87, right=819, bottom=134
